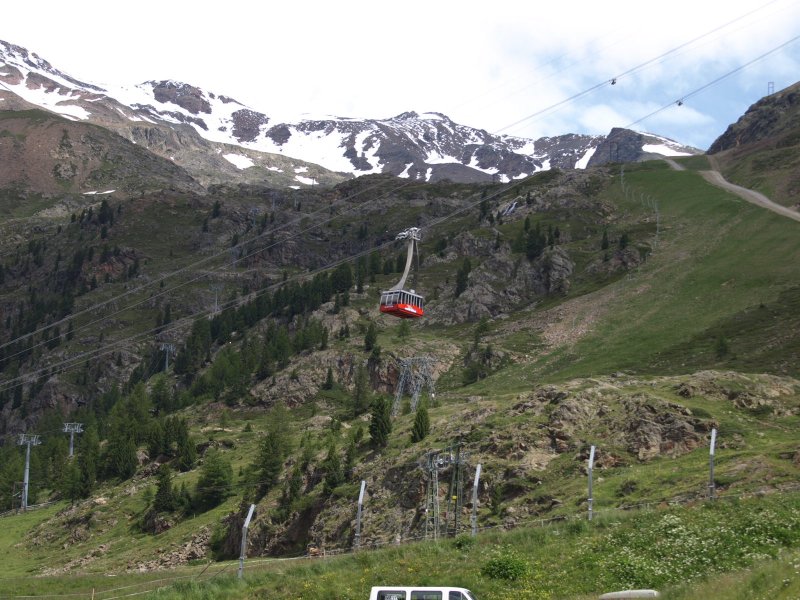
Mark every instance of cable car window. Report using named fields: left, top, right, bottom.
left=411, top=592, right=442, bottom=600
left=377, top=591, right=406, bottom=600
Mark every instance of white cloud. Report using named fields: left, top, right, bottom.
left=2, top=0, right=799, bottom=150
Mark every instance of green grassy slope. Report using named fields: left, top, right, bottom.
left=532, top=164, right=799, bottom=380
left=1, top=156, right=799, bottom=596
left=4, top=492, right=800, bottom=600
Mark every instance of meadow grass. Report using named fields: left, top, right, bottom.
left=9, top=491, right=791, bottom=600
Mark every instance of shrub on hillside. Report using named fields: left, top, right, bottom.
left=481, top=545, right=530, bottom=580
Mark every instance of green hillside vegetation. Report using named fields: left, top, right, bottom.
left=0, top=123, right=799, bottom=599
left=3, top=492, right=800, bottom=599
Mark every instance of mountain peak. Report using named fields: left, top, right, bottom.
left=0, top=39, right=701, bottom=187
left=392, top=110, right=420, bottom=120
left=0, top=38, right=104, bottom=93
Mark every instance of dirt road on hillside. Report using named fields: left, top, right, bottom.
left=665, top=157, right=800, bottom=223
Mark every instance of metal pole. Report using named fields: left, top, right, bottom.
left=22, top=442, right=31, bottom=511
left=18, top=434, right=40, bottom=511
left=238, top=504, right=256, bottom=579
left=471, top=463, right=482, bottom=537
left=355, top=480, right=366, bottom=550
left=709, top=428, right=717, bottom=501
left=588, top=445, right=596, bottom=521
left=63, top=424, right=83, bottom=458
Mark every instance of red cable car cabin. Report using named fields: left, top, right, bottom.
left=379, top=289, right=424, bottom=319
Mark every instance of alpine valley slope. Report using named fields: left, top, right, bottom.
left=0, top=51, right=799, bottom=599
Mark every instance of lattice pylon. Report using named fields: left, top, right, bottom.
left=393, top=356, right=436, bottom=415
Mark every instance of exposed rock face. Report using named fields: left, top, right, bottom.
left=674, top=371, right=800, bottom=416
left=620, top=395, right=711, bottom=460
left=231, top=109, right=270, bottom=142
left=709, top=82, right=800, bottom=153
left=128, top=527, right=211, bottom=571
left=588, top=127, right=701, bottom=166
left=514, top=382, right=717, bottom=462
left=0, top=112, right=204, bottom=196
left=589, top=128, right=649, bottom=165
left=149, top=80, right=212, bottom=115
left=585, top=246, right=644, bottom=276
left=426, top=233, right=574, bottom=324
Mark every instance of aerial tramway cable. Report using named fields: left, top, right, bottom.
left=494, top=0, right=789, bottom=136
left=1, top=9, right=797, bottom=390
left=379, top=227, right=424, bottom=318
left=0, top=0, right=790, bottom=358
left=625, top=32, right=800, bottom=129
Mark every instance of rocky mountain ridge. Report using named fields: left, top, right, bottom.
left=1, top=39, right=700, bottom=190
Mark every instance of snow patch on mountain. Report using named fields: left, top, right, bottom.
left=642, top=143, right=692, bottom=157
left=575, top=147, right=596, bottom=169
left=256, top=127, right=356, bottom=173
left=223, top=154, right=254, bottom=169
left=0, top=39, right=701, bottom=185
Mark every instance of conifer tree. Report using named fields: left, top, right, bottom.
left=323, top=366, right=334, bottom=390
left=322, top=442, right=344, bottom=495
left=77, top=425, right=99, bottom=497
left=105, top=430, right=137, bottom=479
left=153, top=464, right=177, bottom=513
left=174, top=419, right=197, bottom=472
left=195, top=449, right=233, bottom=510
left=146, top=419, right=166, bottom=459
left=252, top=405, right=291, bottom=499
left=454, top=258, right=472, bottom=297
left=62, top=460, right=83, bottom=505
left=369, top=396, right=392, bottom=448
left=411, top=402, right=431, bottom=443
left=364, top=322, right=378, bottom=351
left=352, top=363, right=371, bottom=417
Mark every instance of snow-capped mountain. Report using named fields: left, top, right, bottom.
left=0, top=40, right=700, bottom=188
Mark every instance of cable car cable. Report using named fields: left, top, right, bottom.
left=0, top=175, right=527, bottom=393
left=625, top=32, right=800, bottom=130
left=494, top=0, right=787, bottom=135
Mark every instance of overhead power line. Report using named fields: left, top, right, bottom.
left=0, top=176, right=411, bottom=363
left=626, top=32, right=800, bottom=130
left=0, top=0, right=791, bottom=363
left=0, top=173, right=534, bottom=396
left=494, top=0, right=789, bottom=135
left=1, top=2, right=794, bottom=396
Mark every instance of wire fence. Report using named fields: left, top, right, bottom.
left=0, top=501, right=57, bottom=519
left=2, top=481, right=800, bottom=599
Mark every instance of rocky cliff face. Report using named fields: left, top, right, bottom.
left=0, top=111, right=204, bottom=196
left=588, top=127, right=701, bottom=165
left=426, top=240, right=574, bottom=325
left=708, top=82, right=800, bottom=154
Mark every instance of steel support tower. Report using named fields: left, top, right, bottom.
left=17, top=434, right=41, bottom=511
left=393, top=356, right=435, bottom=415
left=422, top=441, right=469, bottom=539
left=62, top=423, right=84, bottom=457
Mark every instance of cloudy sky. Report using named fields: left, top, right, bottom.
left=4, top=0, right=800, bottom=150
